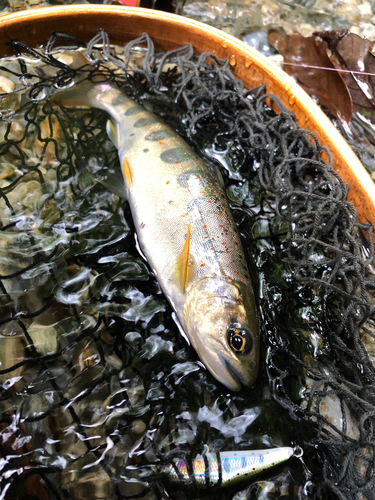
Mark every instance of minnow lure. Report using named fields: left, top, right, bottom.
left=54, top=78, right=259, bottom=391
left=156, top=446, right=301, bottom=488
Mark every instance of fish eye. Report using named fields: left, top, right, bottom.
left=228, top=326, right=253, bottom=355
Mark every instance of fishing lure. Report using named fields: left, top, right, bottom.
left=156, top=446, right=301, bottom=488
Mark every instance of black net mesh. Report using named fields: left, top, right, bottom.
left=0, top=30, right=375, bottom=500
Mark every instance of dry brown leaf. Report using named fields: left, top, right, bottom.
left=268, top=29, right=353, bottom=126
left=316, top=30, right=375, bottom=133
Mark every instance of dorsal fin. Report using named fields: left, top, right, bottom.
left=207, top=162, right=225, bottom=189
left=176, top=224, right=191, bottom=293
left=106, top=119, right=119, bottom=148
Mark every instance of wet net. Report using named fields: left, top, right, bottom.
left=0, top=30, right=375, bottom=500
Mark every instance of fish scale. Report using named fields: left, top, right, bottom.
left=55, top=80, right=259, bottom=391
left=124, top=111, right=250, bottom=290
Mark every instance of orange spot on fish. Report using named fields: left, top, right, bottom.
left=225, top=232, right=228, bottom=235
left=181, top=213, right=188, bottom=217
left=231, top=260, right=235, bottom=263
left=200, top=263, right=205, bottom=267
left=227, top=276, right=232, bottom=280
left=234, top=271, right=238, bottom=274
left=197, top=175, right=201, bottom=178
left=175, top=161, right=181, bottom=165
left=159, top=141, right=164, bottom=145
left=181, top=150, right=185, bottom=153
left=166, top=180, right=170, bottom=184
left=222, top=242, right=227, bottom=245
left=200, top=191, right=205, bottom=194
left=205, top=236, right=209, bottom=239
left=202, top=225, right=207, bottom=229
left=210, top=186, right=213, bottom=189
left=195, top=161, right=198, bottom=165
left=219, top=225, right=223, bottom=228
left=219, top=210, right=223, bottom=214
left=226, top=251, right=230, bottom=253
left=199, top=211, right=203, bottom=214
left=207, top=200, right=212, bottom=204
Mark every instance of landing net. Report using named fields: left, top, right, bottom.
left=0, top=31, right=374, bottom=500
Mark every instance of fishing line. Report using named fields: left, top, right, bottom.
left=283, top=61, right=375, bottom=77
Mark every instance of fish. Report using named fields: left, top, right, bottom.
left=155, top=446, right=300, bottom=488
left=54, top=79, right=259, bottom=391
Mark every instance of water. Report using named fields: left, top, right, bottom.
left=0, top=40, right=374, bottom=500
left=182, top=0, right=375, bottom=42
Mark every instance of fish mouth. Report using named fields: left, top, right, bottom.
left=196, top=339, right=251, bottom=391
left=203, top=351, right=243, bottom=392
left=221, top=356, right=248, bottom=392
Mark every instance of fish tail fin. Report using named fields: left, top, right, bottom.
left=52, top=80, right=97, bottom=108
left=51, top=50, right=101, bottom=108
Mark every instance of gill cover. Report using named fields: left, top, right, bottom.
left=183, top=278, right=259, bottom=391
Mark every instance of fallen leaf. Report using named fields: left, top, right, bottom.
left=268, top=29, right=353, bottom=126
left=316, top=30, right=375, bottom=137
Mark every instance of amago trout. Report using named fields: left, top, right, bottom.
left=55, top=81, right=259, bottom=391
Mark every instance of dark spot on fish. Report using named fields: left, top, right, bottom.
left=177, top=172, right=191, bottom=188
left=177, top=170, right=202, bottom=188
left=134, top=117, right=153, bottom=128
left=125, top=106, right=142, bottom=116
left=140, top=222, right=146, bottom=229
left=111, top=94, right=126, bottom=106
left=145, top=129, right=175, bottom=141
left=143, top=148, right=149, bottom=153
left=160, top=148, right=188, bottom=164
left=168, top=200, right=173, bottom=204
left=130, top=133, right=135, bottom=137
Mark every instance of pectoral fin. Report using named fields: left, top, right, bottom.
left=175, top=224, right=191, bottom=293
left=122, top=156, right=134, bottom=187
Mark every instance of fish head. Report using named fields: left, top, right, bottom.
left=183, top=278, right=259, bottom=391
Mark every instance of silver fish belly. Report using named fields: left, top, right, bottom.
left=58, top=81, right=259, bottom=391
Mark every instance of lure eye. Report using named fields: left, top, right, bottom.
left=228, top=326, right=253, bottom=355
